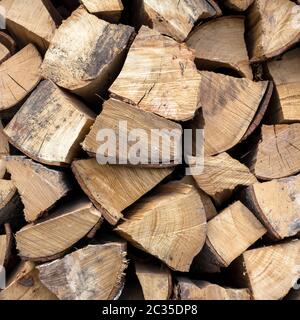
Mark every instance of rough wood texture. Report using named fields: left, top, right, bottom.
left=243, top=174, right=300, bottom=239
left=38, top=243, right=127, bottom=300
left=82, top=98, right=182, bottom=167
left=0, top=121, right=9, bottom=157
left=196, top=71, right=268, bottom=155
left=133, top=0, right=221, bottom=42
left=41, top=7, right=134, bottom=102
left=248, top=124, right=300, bottom=180
left=0, top=44, right=42, bottom=112
left=247, top=0, right=300, bottom=62
left=110, top=26, right=202, bottom=121
left=80, top=0, right=124, bottom=22
left=116, top=183, right=207, bottom=272
left=135, top=262, right=172, bottom=300
left=190, top=153, right=257, bottom=205
left=0, top=224, right=12, bottom=267
left=176, top=278, right=251, bottom=300
left=6, top=157, right=71, bottom=222
left=267, top=48, right=300, bottom=123
left=0, top=31, right=16, bottom=63
left=239, top=240, right=300, bottom=300
left=4, top=80, right=95, bottom=166
left=5, top=0, right=61, bottom=52
left=16, top=199, right=102, bottom=261
left=187, top=16, right=252, bottom=78
left=0, top=261, right=58, bottom=300
left=223, top=0, right=254, bottom=11
left=193, top=201, right=266, bottom=273
left=72, top=158, right=172, bottom=225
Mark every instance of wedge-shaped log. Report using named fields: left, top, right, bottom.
left=190, top=153, right=257, bottom=206
left=6, top=157, right=71, bottom=222
left=135, top=262, right=172, bottom=300
left=193, top=201, right=266, bottom=273
left=175, top=278, right=251, bottom=300
left=72, top=158, right=172, bottom=225
left=16, top=199, right=102, bottom=261
left=267, top=48, right=300, bottom=123
left=196, top=71, right=268, bottom=155
left=0, top=31, right=16, bottom=64
left=238, top=240, right=300, bottom=300
left=187, top=16, right=252, bottom=78
left=0, top=44, right=42, bottom=113
left=80, top=0, right=124, bottom=22
left=0, top=224, right=12, bottom=267
left=110, top=26, right=202, bottom=121
left=0, top=261, right=57, bottom=300
left=243, top=174, right=300, bottom=239
left=82, top=98, right=182, bottom=167
left=116, top=182, right=207, bottom=272
left=248, top=124, right=300, bottom=180
left=132, top=0, right=221, bottom=42
left=247, top=0, right=300, bottom=62
left=37, top=242, right=127, bottom=300
left=223, top=0, right=254, bottom=11
left=4, top=80, right=95, bottom=166
left=41, top=7, right=134, bottom=102
left=5, top=0, right=61, bottom=52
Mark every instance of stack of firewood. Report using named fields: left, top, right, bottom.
left=0, top=0, right=300, bottom=301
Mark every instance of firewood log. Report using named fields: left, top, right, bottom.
left=80, top=0, right=124, bottom=22
left=192, top=201, right=266, bottom=273
left=189, top=153, right=257, bottom=205
left=6, top=157, right=71, bottom=222
left=0, top=31, right=16, bottom=64
left=0, top=261, right=58, bottom=300
left=175, top=278, right=251, bottom=300
left=135, top=262, right=172, bottom=300
left=242, top=174, right=300, bottom=239
left=109, top=26, right=202, bottom=121
left=16, top=199, right=102, bottom=261
left=187, top=16, right=252, bottom=78
left=82, top=98, right=182, bottom=167
left=223, top=0, right=254, bottom=11
left=0, top=121, right=9, bottom=156
left=247, top=124, right=300, bottom=180
left=5, top=0, right=61, bottom=52
left=41, top=7, right=135, bottom=102
left=4, top=80, right=95, bottom=166
left=267, top=48, right=300, bottom=123
left=247, top=0, right=300, bottom=62
left=0, top=224, right=12, bottom=267
left=72, top=158, right=173, bottom=225
left=0, top=44, right=42, bottom=113
left=116, top=182, right=207, bottom=272
left=237, top=240, right=300, bottom=300
left=37, top=242, right=127, bottom=300
left=132, top=0, right=221, bottom=42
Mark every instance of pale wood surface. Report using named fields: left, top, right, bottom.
left=223, top=0, right=254, bottom=11
left=0, top=224, right=12, bottom=267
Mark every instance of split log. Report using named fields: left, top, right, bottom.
left=4, top=80, right=95, bottom=166
left=82, top=98, right=182, bottom=167
left=267, top=48, right=300, bottom=123
left=6, top=157, right=71, bottom=222
left=242, top=174, right=300, bottom=239
left=5, top=0, right=61, bottom=52
left=41, top=7, right=135, bottom=102
left=0, top=224, right=12, bottom=267
left=0, top=261, right=57, bottom=300
left=247, top=124, right=300, bottom=180
left=223, top=0, right=254, bottom=11
left=187, top=16, right=252, bottom=78
left=192, top=201, right=266, bottom=273
left=196, top=71, right=268, bottom=155
left=16, top=199, right=102, bottom=261
left=189, top=153, right=257, bottom=206
left=0, top=31, right=16, bottom=64
left=132, top=0, right=221, bottom=42
left=175, top=278, right=251, bottom=300
left=72, top=158, right=173, bottom=225
left=80, top=0, right=124, bottom=22
left=247, top=0, right=300, bottom=62
left=135, top=262, right=172, bottom=300
left=0, top=44, right=42, bottom=113
left=37, top=242, right=127, bottom=300
left=238, top=240, right=300, bottom=300
left=109, top=26, right=202, bottom=121
left=116, top=182, right=207, bottom=272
